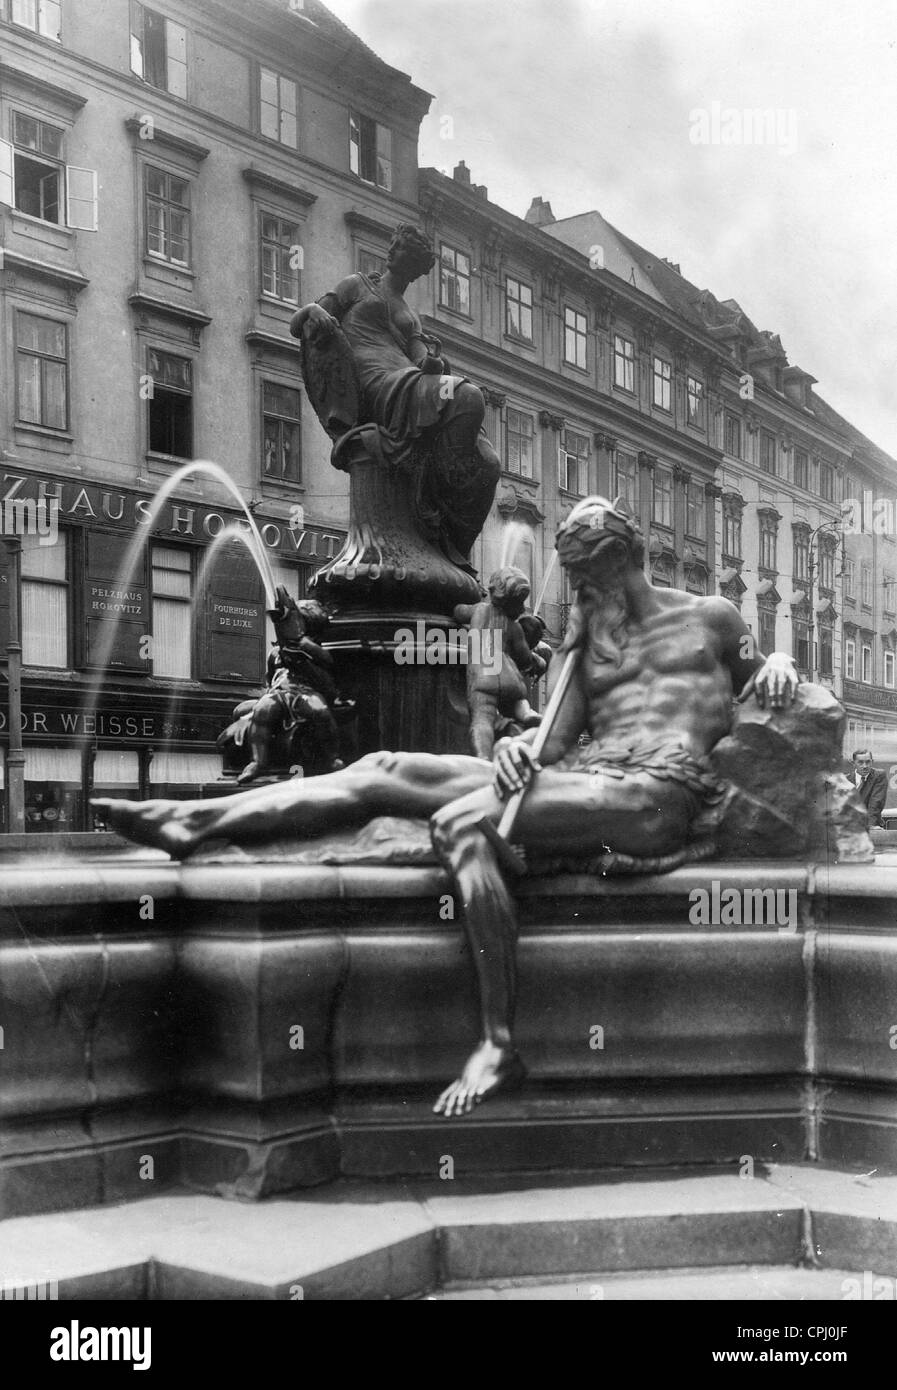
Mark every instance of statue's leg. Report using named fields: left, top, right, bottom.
left=238, top=700, right=278, bottom=783
left=437, top=383, right=500, bottom=556
left=429, top=768, right=695, bottom=1116
left=468, top=689, right=499, bottom=760
left=93, top=751, right=491, bottom=860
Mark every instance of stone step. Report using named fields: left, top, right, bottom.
left=425, top=1265, right=863, bottom=1300
left=0, top=1165, right=894, bottom=1300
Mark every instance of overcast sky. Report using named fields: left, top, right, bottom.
left=325, top=0, right=897, bottom=459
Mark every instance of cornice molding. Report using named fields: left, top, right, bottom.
left=242, top=167, right=317, bottom=207
left=128, top=293, right=212, bottom=330
left=344, top=208, right=393, bottom=239
left=0, top=61, right=86, bottom=112
left=124, top=116, right=210, bottom=162
left=1, top=250, right=89, bottom=294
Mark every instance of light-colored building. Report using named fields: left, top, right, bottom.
left=415, top=164, right=897, bottom=773
left=0, top=0, right=430, bottom=829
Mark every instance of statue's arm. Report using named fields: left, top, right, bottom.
left=704, top=597, right=798, bottom=710
left=290, top=276, right=362, bottom=340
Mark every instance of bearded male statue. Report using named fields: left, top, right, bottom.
left=95, top=498, right=799, bottom=1118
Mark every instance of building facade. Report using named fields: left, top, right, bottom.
left=414, top=164, right=897, bottom=773
left=0, top=0, right=430, bottom=829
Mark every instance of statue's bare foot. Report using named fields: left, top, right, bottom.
left=91, top=798, right=204, bottom=860
left=433, top=1041, right=525, bottom=1118
left=237, top=762, right=260, bottom=785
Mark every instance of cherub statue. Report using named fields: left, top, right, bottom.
left=454, top=567, right=547, bottom=760
left=217, top=588, right=353, bottom=782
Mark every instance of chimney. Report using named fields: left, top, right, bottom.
left=661, top=257, right=681, bottom=275
left=453, top=160, right=471, bottom=186
left=473, top=183, right=488, bottom=200
left=524, top=196, right=555, bottom=227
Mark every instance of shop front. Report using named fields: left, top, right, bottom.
left=0, top=469, right=346, bottom=833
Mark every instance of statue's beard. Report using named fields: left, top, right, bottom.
left=564, top=577, right=630, bottom=667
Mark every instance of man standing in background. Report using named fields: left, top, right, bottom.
left=852, top=749, right=888, bottom=829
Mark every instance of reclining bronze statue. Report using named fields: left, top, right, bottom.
left=95, top=497, right=800, bottom=1119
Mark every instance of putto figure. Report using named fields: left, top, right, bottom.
left=95, top=498, right=799, bottom=1118
left=453, top=567, right=547, bottom=759
left=217, top=588, right=352, bottom=782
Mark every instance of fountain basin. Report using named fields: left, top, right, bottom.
left=2, top=847, right=896, bottom=1217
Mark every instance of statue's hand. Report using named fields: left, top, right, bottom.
left=493, top=737, right=541, bottom=798
left=738, top=653, right=800, bottom=710
left=291, top=304, right=338, bottom=340
left=420, top=355, right=446, bottom=375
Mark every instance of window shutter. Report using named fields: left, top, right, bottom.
left=0, top=139, right=14, bottom=209
left=166, top=20, right=187, bottom=99
left=66, top=166, right=98, bottom=231
left=129, top=0, right=144, bottom=77
left=200, top=544, right=265, bottom=682
left=83, top=532, right=150, bottom=672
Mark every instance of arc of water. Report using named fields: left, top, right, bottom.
left=81, top=461, right=280, bottom=761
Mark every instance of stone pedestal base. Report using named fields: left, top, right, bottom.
left=326, top=614, right=472, bottom=757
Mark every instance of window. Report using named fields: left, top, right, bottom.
left=439, top=244, right=470, bottom=315
left=357, top=247, right=386, bottom=278
left=794, top=448, right=809, bottom=489
left=260, top=213, right=300, bottom=303
left=16, top=312, right=67, bottom=429
left=758, top=608, right=776, bottom=656
left=505, top=277, right=533, bottom=342
left=145, top=166, right=190, bottom=266
left=151, top=544, right=191, bottom=678
left=349, top=111, right=391, bottom=190
left=147, top=348, right=192, bottom=458
left=845, top=638, right=856, bottom=680
left=0, top=111, right=98, bottom=230
left=11, top=0, right=61, bottom=41
left=862, top=643, right=872, bottom=683
left=759, top=527, right=777, bottom=572
left=21, top=530, right=68, bottom=667
left=653, top=466, right=673, bottom=528
left=861, top=564, right=872, bottom=607
left=614, top=452, right=638, bottom=512
left=819, top=623, right=833, bottom=677
left=262, top=381, right=301, bottom=485
left=506, top=408, right=534, bottom=479
left=724, top=413, right=741, bottom=458
left=793, top=616, right=810, bottom=675
left=844, top=557, right=855, bottom=600
left=819, top=463, right=835, bottom=502
left=760, top=430, right=776, bottom=474
left=819, top=542, right=835, bottom=592
left=884, top=575, right=895, bottom=613
left=130, top=3, right=187, bottom=98
left=685, top=481, right=705, bottom=539
left=793, top=530, right=809, bottom=581
left=723, top=509, right=742, bottom=560
left=260, top=68, right=298, bottom=148
left=613, top=335, right=634, bottom=392
left=653, top=356, right=671, bottom=410
left=686, top=375, right=704, bottom=426
left=564, top=307, right=587, bottom=369
left=558, top=429, right=589, bottom=495
left=886, top=650, right=896, bottom=689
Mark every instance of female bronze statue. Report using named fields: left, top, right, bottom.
left=290, top=223, right=500, bottom=574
